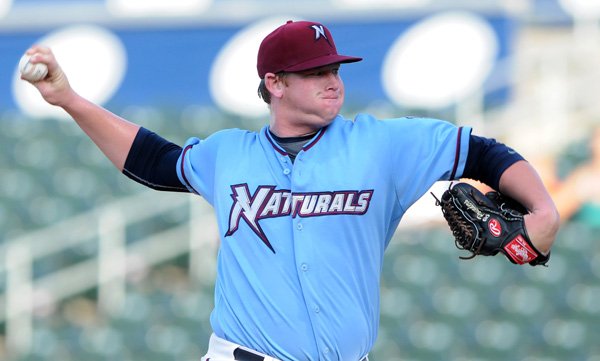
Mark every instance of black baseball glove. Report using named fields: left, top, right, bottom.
left=433, top=182, right=550, bottom=266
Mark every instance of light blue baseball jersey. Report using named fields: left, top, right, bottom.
left=177, top=114, right=471, bottom=361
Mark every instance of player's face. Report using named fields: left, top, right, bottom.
left=279, top=64, right=345, bottom=132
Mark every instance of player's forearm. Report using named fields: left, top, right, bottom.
left=61, top=93, right=140, bottom=171
left=498, top=160, right=560, bottom=254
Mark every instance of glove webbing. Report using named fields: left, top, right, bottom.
left=434, top=192, right=481, bottom=259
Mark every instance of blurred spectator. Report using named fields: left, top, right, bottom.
left=552, top=126, right=600, bottom=226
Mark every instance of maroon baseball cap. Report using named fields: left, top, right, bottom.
left=257, top=20, right=362, bottom=79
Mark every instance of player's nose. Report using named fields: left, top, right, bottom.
left=325, top=73, right=341, bottom=90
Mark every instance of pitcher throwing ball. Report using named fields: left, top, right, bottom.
left=22, top=20, right=559, bottom=361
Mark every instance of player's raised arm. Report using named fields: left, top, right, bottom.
left=20, top=45, right=140, bottom=171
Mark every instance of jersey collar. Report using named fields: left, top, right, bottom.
left=264, top=125, right=327, bottom=155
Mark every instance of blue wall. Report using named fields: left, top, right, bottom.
left=0, top=14, right=517, bottom=114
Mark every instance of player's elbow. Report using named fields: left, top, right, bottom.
left=532, top=206, right=560, bottom=254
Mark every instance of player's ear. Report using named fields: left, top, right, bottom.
left=264, top=72, right=285, bottom=99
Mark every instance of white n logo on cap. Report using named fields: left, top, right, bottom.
left=311, top=24, right=327, bottom=40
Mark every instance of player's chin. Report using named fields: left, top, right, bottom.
left=320, top=110, right=340, bottom=125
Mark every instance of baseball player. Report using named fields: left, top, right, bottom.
left=22, top=20, right=559, bottom=361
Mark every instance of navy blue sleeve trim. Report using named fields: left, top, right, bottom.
left=122, top=127, right=188, bottom=192
left=449, top=127, right=463, bottom=180
left=178, top=144, right=199, bottom=195
left=462, top=134, right=525, bottom=191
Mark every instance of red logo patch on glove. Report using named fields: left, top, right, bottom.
left=488, top=218, right=502, bottom=237
left=503, top=235, right=537, bottom=264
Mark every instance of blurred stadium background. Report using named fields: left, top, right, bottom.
left=1, top=0, right=600, bottom=360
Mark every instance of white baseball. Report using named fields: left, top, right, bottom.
left=19, top=53, right=48, bottom=82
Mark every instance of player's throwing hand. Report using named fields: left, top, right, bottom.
left=20, top=45, right=74, bottom=107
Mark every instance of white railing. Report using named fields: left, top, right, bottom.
left=0, top=190, right=219, bottom=358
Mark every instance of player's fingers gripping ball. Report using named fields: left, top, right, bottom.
left=433, top=182, right=550, bottom=266
left=19, top=53, right=48, bottom=82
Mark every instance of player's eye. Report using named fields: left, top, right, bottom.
left=299, top=66, right=340, bottom=78
left=314, top=68, right=340, bottom=77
